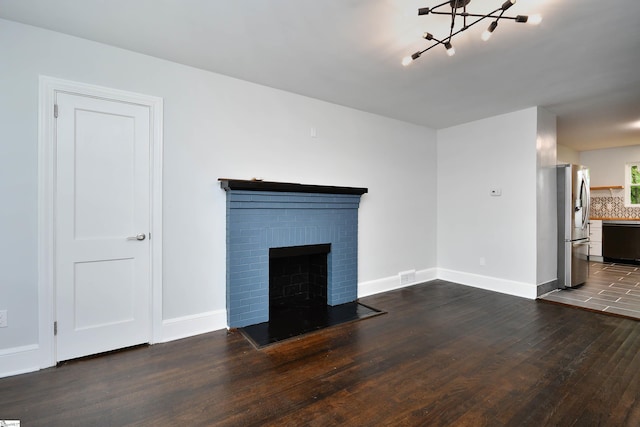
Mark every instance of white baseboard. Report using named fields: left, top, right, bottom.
left=160, top=309, right=227, bottom=343
left=0, top=344, right=40, bottom=379
left=437, top=268, right=537, bottom=299
left=358, top=268, right=438, bottom=298
left=359, top=267, right=537, bottom=300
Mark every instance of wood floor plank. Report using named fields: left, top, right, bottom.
left=1, top=280, right=639, bottom=426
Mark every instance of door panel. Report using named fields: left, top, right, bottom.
left=74, top=258, right=135, bottom=330
left=74, top=110, right=136, bottom=239
left=55, top=92, right=151, bottom=362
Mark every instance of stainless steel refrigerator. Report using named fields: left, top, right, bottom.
left=557, top=164, right=590, bottom=288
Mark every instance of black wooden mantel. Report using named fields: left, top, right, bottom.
left=219, top=179, right=368, bottom=195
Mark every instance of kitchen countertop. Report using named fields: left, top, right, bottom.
left=591, top=218, right=640, bottom=221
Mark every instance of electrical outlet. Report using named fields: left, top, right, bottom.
left=0, top=310, right=7, bottom=328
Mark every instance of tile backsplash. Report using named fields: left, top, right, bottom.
left=590, top=195, right=640, bottom=219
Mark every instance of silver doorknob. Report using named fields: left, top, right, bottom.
left=127, top=233, right=146, bottom=241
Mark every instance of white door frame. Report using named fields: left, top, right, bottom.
left=38, top=76, right=163, bottom=368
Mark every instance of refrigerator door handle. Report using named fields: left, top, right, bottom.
left=578, top=175, right=590, bottom=230
left=585, top=180, right=591, bottom=225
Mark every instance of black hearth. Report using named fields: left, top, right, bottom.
left=240, top=301, right=383, bottom=348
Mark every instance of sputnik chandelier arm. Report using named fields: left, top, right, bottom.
left=402, top=0, right=542, bottom=66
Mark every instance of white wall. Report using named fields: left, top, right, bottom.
left=557, top=144, right=580, bottom=165
left=0, top=19, right=437, bottom=374
left=536, top=108, right=558, bottom=289
left=580, top=145, right=640, bottom=186
left=437, top=108, right=542, bottom=298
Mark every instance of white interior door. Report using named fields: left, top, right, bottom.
left=55, top=92, right=151, bottom=362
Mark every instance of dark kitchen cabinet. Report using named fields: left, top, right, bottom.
left=603, top=221, right=640, bottom=264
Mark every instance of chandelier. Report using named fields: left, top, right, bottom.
left=402, top=0, right=542, bottom=66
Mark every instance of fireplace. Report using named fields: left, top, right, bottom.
left=220, top=179, right=368, bottom=328
left=269, top=243, right=331, bottom=312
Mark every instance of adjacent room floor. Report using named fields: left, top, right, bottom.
left=539, top=261, right=640, bottom=320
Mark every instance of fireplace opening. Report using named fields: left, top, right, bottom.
left=241, top=241, right=384, bottom=347
left=269, top=243, right=330, bottom=314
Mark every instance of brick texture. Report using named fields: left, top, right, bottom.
left=225, top=190, right=363, bottom=327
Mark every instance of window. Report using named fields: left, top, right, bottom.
left=625, top=162, right=640, bottom=207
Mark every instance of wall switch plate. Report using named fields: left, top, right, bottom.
left=479, top=257, right=486, bottom=266
left=490, top=188, right=502, bottom=196
left=0, top=310, right=7, bottom=327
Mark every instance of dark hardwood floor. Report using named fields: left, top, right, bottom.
left=2, top=280, right=639, bottom=426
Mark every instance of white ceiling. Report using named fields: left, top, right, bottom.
left=1, top=0, right=639, bottom=151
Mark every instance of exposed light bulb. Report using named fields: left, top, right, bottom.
left=528, top=14, right=543, bottom=25
left=482, top=21, right=498, bottom=41
left=501, top=0, right=516, bottom=11
left=402, top=52, right=421, bottom=66
left=445, top=42, right=455, bottom=56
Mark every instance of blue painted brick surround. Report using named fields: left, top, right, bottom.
left=225, top=190, right=364, bottom=327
